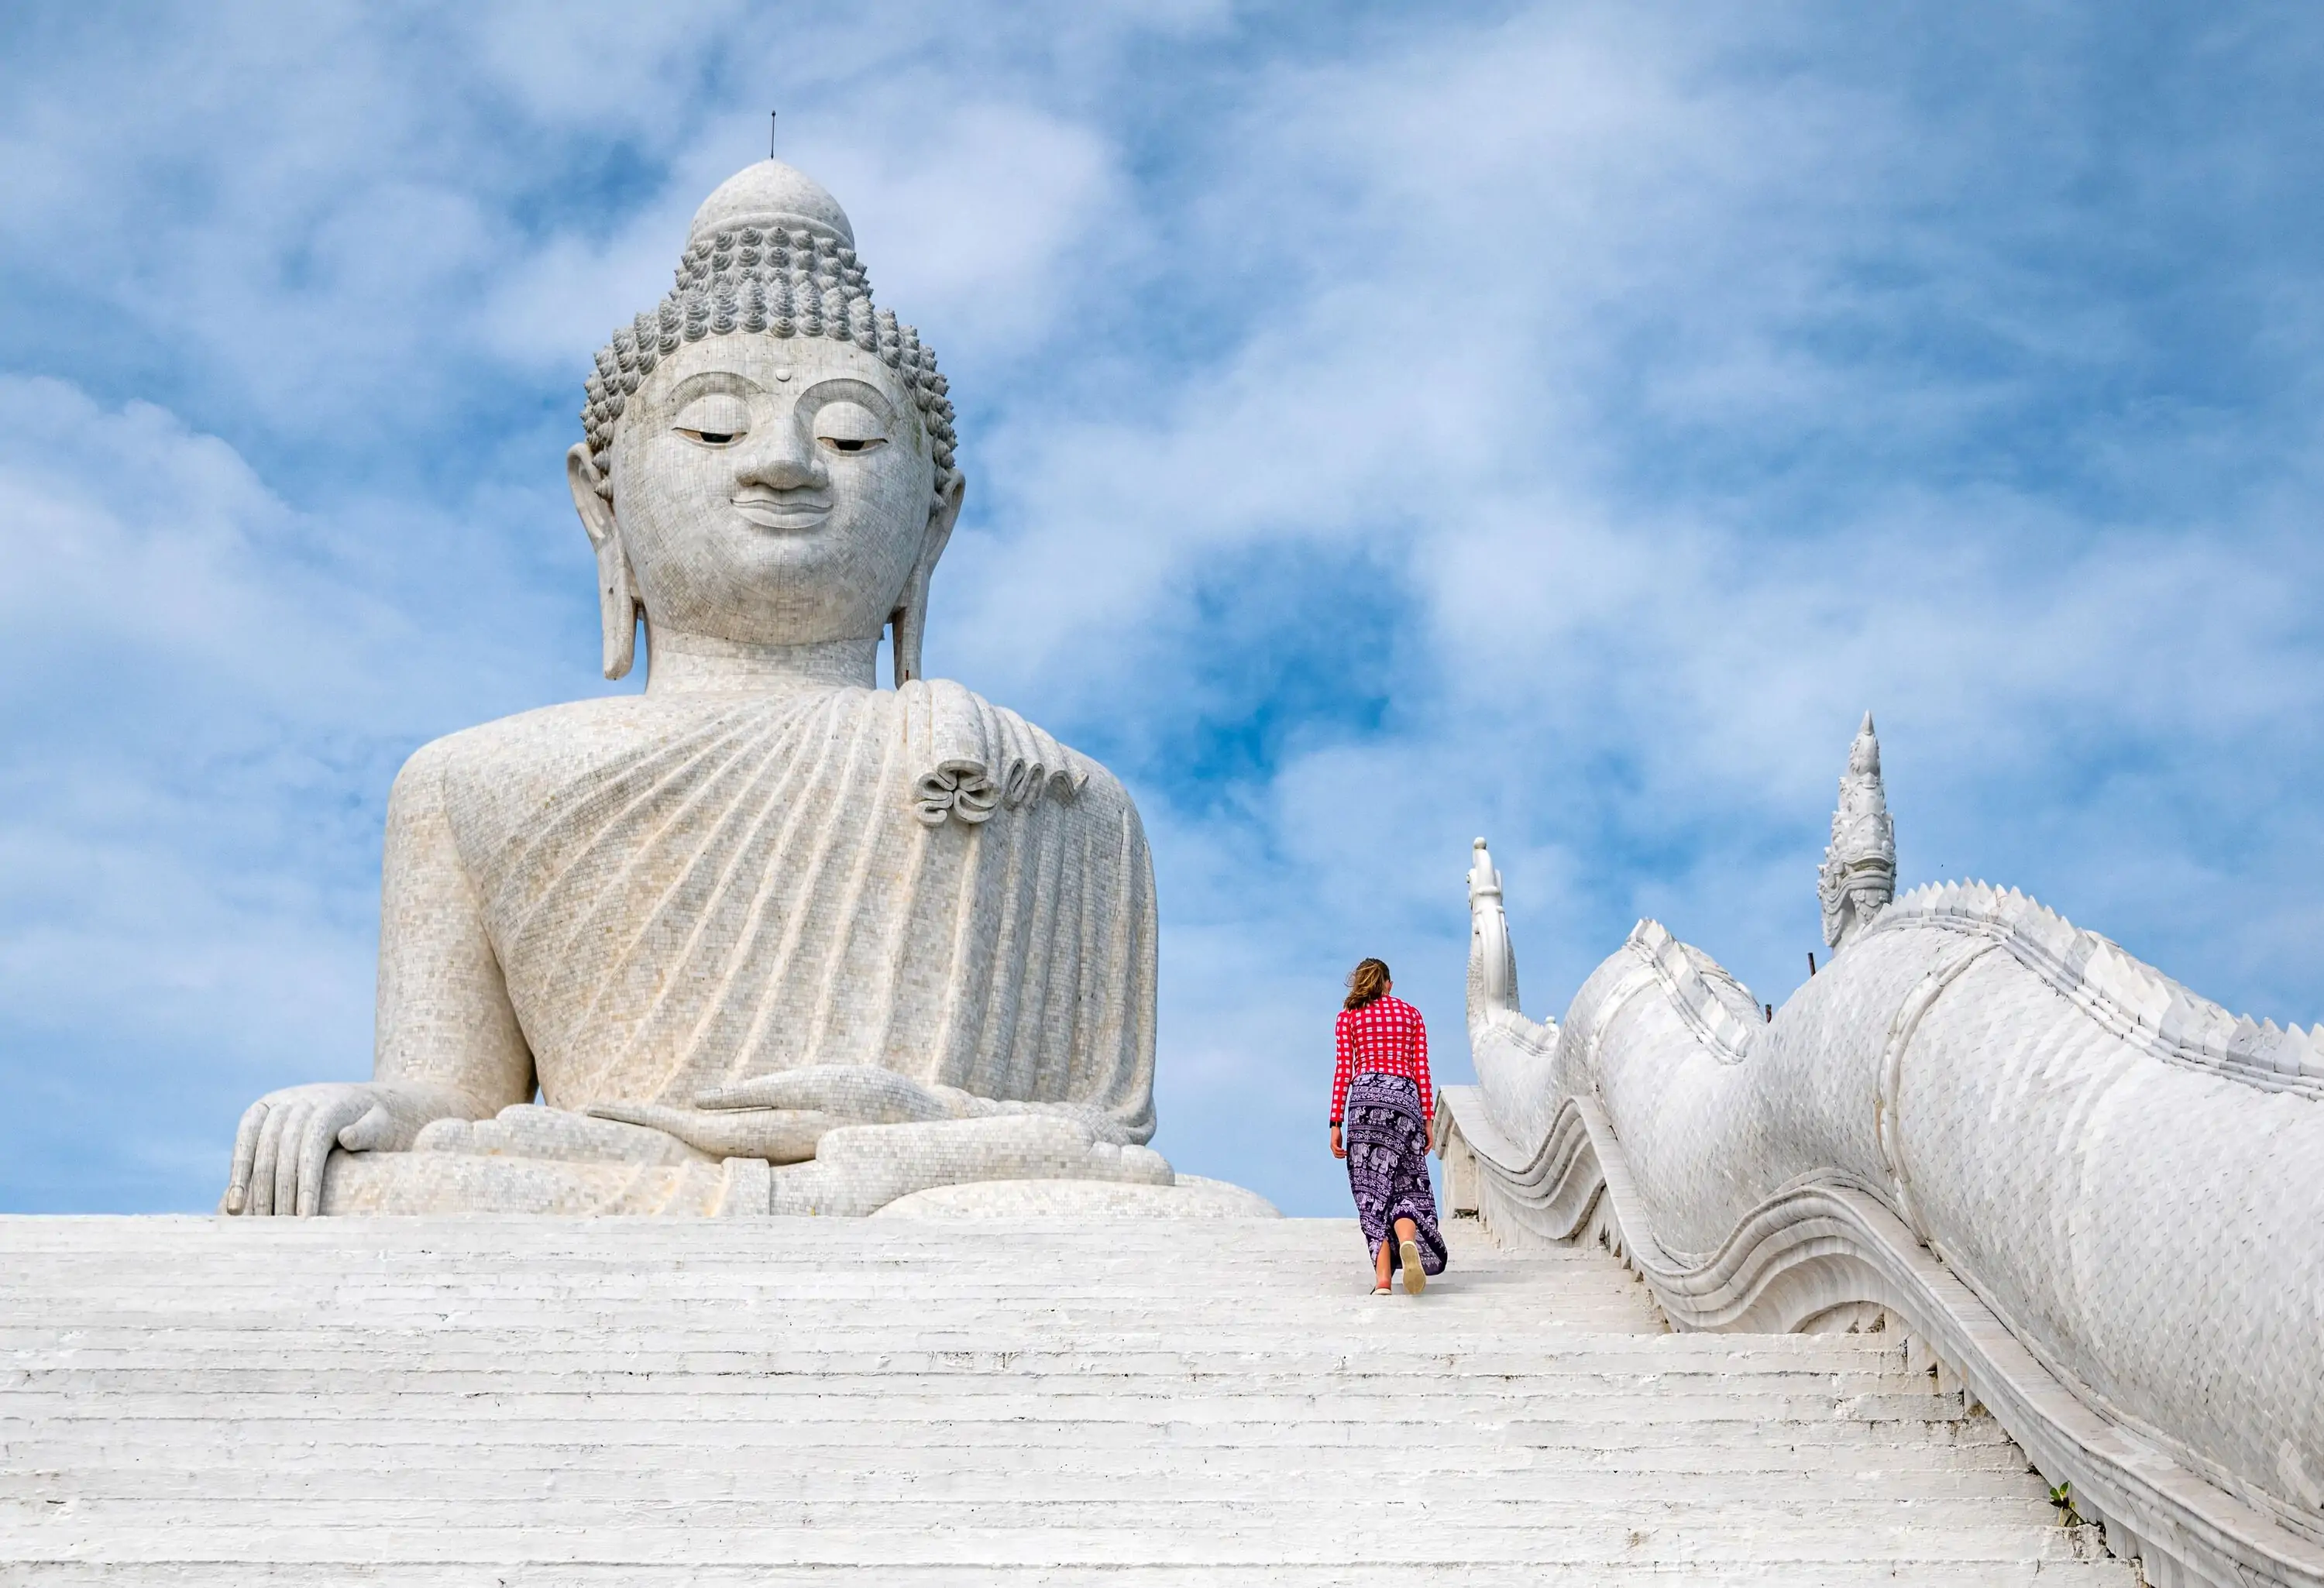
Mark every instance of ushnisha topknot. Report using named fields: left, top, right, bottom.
left=579, top=160, right=957, bottom=504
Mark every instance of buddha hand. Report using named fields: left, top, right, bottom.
left=585, top=1066, right=971, bottom=1164
left=223, top=1081, right=488, bottom=1217
left=697, top=1065, right=968, bottom=1122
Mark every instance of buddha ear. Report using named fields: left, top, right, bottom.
left=889, top=470, right=965, bottom=688
left=567, top=443, right=641, bottom=681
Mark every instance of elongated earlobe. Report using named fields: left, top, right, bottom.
left=892, top=471, right=965, bottom=686
left=596, top=540, right=642, bottom=681
left=889, top=579, right=929, bottom=686
left=567, top=443, right=642, bottom=680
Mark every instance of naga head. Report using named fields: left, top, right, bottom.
left=567, top=160, right=964, bottom=685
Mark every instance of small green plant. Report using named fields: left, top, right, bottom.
left=2047, top=1479, right=2084, bottom=1527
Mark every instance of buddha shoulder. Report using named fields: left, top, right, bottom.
left=382, top=684, right=1136, bottom=831
left=384, top=694, right=719, bottom=812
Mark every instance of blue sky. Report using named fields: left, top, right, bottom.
left=4, top=2, right=2322, bottom=1215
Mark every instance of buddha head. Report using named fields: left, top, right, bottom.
left=569, top=160, right=964, bottom=683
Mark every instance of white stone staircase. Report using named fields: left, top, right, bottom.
left=0, top=1215, right=2134, bottom=1585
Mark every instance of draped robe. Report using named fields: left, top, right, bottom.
left=324, top=678, right=1157, bottom=1215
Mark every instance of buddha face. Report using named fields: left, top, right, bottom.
left=581, top=335, right=957, bottom=648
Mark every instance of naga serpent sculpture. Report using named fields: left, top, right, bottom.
left=1439, top=716, right=2324, bottom=1588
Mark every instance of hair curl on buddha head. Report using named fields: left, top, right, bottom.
left=578, top=162, right=958, bottom=509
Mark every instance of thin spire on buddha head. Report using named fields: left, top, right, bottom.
left=572, top=160, right=962, bottom=685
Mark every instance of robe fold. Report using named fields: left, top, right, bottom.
left=427, top=677, right=1157, bottom=1141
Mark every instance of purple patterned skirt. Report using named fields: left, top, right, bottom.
left=1342, top=1072, right=1447, bottom=1277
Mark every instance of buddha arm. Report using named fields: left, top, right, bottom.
left=373, top=737, right=535, bottom=1113
left=223, top=739, right=528, bottom=1215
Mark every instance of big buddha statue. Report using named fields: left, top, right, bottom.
left=222, top=160, right=1194, bottom=1218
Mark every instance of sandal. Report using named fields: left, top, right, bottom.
left=1370, top=1284, right=1391, bottom=1295
left=1401, top=1239, right=1426, bottom=1294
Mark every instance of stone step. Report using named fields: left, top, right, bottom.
left=0, top=1247, right=1457, bottom=1267
left=0, top=1510, right=2095, bottom=1567
left=15, top=1278, right=1607, bottom=1292
left=5, top=1338, right=1906, bottom=1369
left=1, top=1462, right=2054, bottom=1500
left=0, top=1227, right=1385, bottom=1246
left=3, top=1318, right=1677, bottom=1340
left=2, top=1490, right=2075, bottom=1524
left=0, top=1226, right=1564, bottom=1263
left=0, top=1305, right=1672, bottom=1327
left=2, top=1393, right=1972, bottom=1427
left=3, top=1246, right=1477, bottom=1263
left=0, top=1566, right=2140, bottom=1588
left=2, top=1365, right=1929, bottom=1397
left=0, top=1517, right=2114, bottom=1566
left=12, top=1259, right=1552, bottom=1280
left=9, top=1319, right=1659, bottom=1339
left=0, top=1357, right=1945, bottom=1390
left=4, top=1265, right=1614, bottom=1283
left=0, top=1417, right=2023, bottom=1457
left=61, top=1281, right=1561, bottom=1301
left=0, top=1339, right=1896, bottom=1368
left=10, top=1286, right=1661, bottom=1309
left=0, top=1246, right=1579, bottom=1263
left=12, top=1310, right=1667, bottom=1327
left=0, top=1244, right=1590, bottom=1263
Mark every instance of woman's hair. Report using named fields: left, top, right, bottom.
left=1344, top=957, right=1391, bottom=1010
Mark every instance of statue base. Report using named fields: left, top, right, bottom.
left=317, top=1115, right=1277, bottom=1218
left=321, top=1150, right=760, bottom=1216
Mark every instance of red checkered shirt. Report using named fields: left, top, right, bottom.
left=1330, top=995, right=1432, bottom=1127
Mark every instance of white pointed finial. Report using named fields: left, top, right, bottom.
left=1468, top=837, right=1501, bottom=901
left=1819, top=713, right=1896, bottom=952
left=1466, top=837, right=1516, bottom=1016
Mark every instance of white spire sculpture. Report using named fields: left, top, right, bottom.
left=1817, top=711, right=1896, bottom=952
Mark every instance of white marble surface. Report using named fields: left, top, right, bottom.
left=872, top=1174, right=1282, bottom=1219
left=222, top=160, right=1188, bottom=1219
left=0, top=1215, right=2137, bottom=1583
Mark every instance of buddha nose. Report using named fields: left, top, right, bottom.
left=735, top=420, right=827, bottom=492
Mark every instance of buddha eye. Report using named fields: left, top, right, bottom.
left=672, top=393, right=750, bottom=448
left=814, top=399, right=889, bottom=455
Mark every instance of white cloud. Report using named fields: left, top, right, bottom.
left=801, top=100, right=1124, bottom=354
